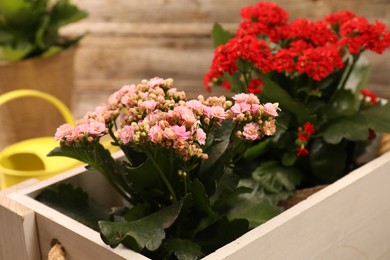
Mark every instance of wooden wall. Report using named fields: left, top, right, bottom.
left=65, top=0, right=390, bottom=118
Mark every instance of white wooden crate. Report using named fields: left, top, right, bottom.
left=2, top=151, right=390, bottom=259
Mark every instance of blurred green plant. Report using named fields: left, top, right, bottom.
left=0, top=0, right=88, bottom=61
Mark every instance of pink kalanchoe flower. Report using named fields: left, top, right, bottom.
left=196, top=128, right=207, bottom=145
left=116, top=125, right=135, bottom=144
left=251, top=103, right=260, bottom=114
left=243, top=122, right=260, bottom=140
left=232, top=93, right=250, bottom=103
left=263, top=103, right=279, bottom=117
left=163, top=126, right=177, bottom=140
left=141, top=100, right=157, bottom=111
left=263, top=119, right=277, bottom=136
left=55, top=123, right=73, bottom=141
left=91, top=106, right=114, bottom=122
left=148, top=77, right=164, bottom=88
left=88, top=121, right=108, bottom=136
left=174, top=106, right=196, bottom=125
left=203, top=106, right=226, bottom=120
left=173, top=125, right=191, bottom=141
left=148, top=125, right=164, bottom=143
left=186, top=100, right=204, bottom=111
left=230, top=102, right=251, bottom=114
left=76, top=123, right=90, bottom=134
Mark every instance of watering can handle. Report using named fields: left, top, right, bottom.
left=0, top=89, right=75, bottom=125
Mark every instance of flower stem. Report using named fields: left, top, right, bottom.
left=331, top=53, right=361, bottom=102
left=145, top=150, right=178, bottom=203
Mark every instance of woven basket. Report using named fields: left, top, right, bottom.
left=281, top=134, right=390, bottom=209
left=0, top=47, right=77, bottom=151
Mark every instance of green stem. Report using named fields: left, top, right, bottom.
left=145, top=150, right=178, bottom=203
left=331, top=53, right=361, bottom=103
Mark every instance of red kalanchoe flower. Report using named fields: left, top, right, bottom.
left=366, top=20, right=390, bottom=54
left=203, top=34, right=273, bottom=90
left=296, top=122, right=315, bottom=156
left=273, top=40, right=312, bottom=73
left=336, top=15, right=390, bottom=56
left=298, top=132, right=309, bottom=142
left=303, top=121, right=316, bottom=135
left=238, top=2, right=288, bottom=41
left=297, top=147, right=309, bottom=157
left=221, top=80, right=231, bottom=91
left=246, top=78, right=263, bottom=94
left=282, top=19, right=338, bottom=46
left=296, top=46, right=344, bottom=81
left=324, top=10, right=356, bottom=29
left=360, top=88, right=378, bottom=105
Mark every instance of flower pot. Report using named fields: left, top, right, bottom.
left=3, top=150, right=390, bottom=260
left=0, top=47, right=77, bottom=150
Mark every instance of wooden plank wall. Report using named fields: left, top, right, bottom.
left=64, top=0, right=390, bottom=118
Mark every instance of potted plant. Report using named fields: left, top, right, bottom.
left=0, top=0, right=88, bottom=150
left=203, top=1, right=390, bottom=193
left=44, top=77, right=282, bottom=259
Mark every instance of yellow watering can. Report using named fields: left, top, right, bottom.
left=0, top=89, right=82, bottom=189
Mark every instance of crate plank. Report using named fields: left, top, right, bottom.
left=0, top=180, right=40, bottom=260
left=204, top=152, right=390, bottom=259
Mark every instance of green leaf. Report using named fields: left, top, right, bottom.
left=195, top=217, right=249, bottom=251
left=164, top=238, right=203, bottom=260
left=345, top=55, right=371, bottom=94
left=36, top=183, right=110, bottom=231
left=258, top=74, right=311, bottom=124
left=41, top=45, right=63, bottom=58
left=320, top=115, right=368, bottom=144
left=361, top=102, right=390, bottom=133
left=189, top=179, right=217, bottom=219
left=198, top=121, right=235, bottom=192
left=49, top=141, right=133, bottom=204
left=211, top=23, right=234, bottom=48
left=35, top=14, right=50, bottom=49
left=99, top=198, right=186, bottom=251
left=227, top=201, right=281, bottom=228
left=0, top=0, right=31, bottom=17
left=309, top=138, right=347, bottom=183
left=224, top=71, right=246, bottom=93
left=210, top=171, right=240, bottom=205
left=243, top=138, right=271, bottom=161
left=123, top=203, right=151, bottom=222
left=0, top=0, right=87, bottom=60
left=50, top=0, right=88, bottom=30
left=252, top=161, right=302, bottom=193
left=282, top=151, right=298, bottom=166
left=329, top=89, right=357, bottom=117
left=0, top=43, right=33, bottom=61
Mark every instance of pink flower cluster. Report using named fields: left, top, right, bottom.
left=55, top=118, right=108, bottom=145
left=228, top=93, right=279, bottom=140
left=55, top=78, right=279, bottom=162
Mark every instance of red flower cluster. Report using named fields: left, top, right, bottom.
left=204, top=2, right=390, bottom=92
left=296, top=122, right=316, bottom=157
left=203, top=34, right=272, bottom=91
left=237, top=2, right=288, bottom=41
left=360, top=88, right=378, bottom=105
